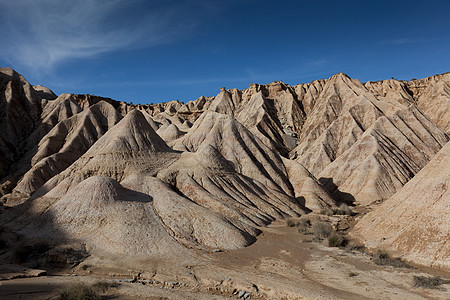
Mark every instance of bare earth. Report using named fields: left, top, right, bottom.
left=1, top=219, right=449, bottom=299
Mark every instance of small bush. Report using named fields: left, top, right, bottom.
left=373, top=250, right=412, bottom=268
left=312, top=222, right=332, bottom=238
left=334, top=204, right=353, bottom=215
left=321, top=204, right=353, bottom=216
left=92, top=281, right=119, bottom=293
left=285, top=218, right=297, bottom=227
left=413, top=276, right=450, bottom=289
left=59, top=283, right=100, bottom=300
left=297, top=218, right=311, bottom=234
left=346, top=244, right=365, bottom=252
left=319, top=208, right=334, bottom=216
left=349, top=272, right=359, bottom=277
left=328, top=232, right=347, bottom=247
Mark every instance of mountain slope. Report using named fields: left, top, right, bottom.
left=352, top=141, right=450, bottom=270
left=0, top=68, right=449, bottom=267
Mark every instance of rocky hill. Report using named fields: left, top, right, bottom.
left=0, top=67, right=448, bottom=273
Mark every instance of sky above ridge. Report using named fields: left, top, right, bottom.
left=1, top=0, right=449, bottom=104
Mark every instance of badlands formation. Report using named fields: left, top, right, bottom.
left=0, top=67, right=449, bottom=299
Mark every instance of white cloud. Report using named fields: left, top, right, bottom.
left=0, top=0, right=204, bottom=71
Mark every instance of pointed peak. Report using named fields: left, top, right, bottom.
left=330, top=73, right=351, bottom=80
left=85, top=108, right=172, bottom=155
left=0, top=67, right=17, bottom=77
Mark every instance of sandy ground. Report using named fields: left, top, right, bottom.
left=1, top=218, right=449, bottom=299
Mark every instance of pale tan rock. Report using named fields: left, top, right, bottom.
left=282, top=158, right=336, bottom=212
left=156, top=123, right=185, bottom=142
left=33, top=85, right=57, bottom=101
left=12, top=101, right=121, bottom=197
left=4, top=110, right=275, bottom=254
left=0, top=68, right=42, bottom=179
left=352, top=141, right=450, bottom=271
left=174, top=111, right=294, bottom=196
left=416, top=79, right=450, bottom=132
left=318, top=105, right=448, bottom=205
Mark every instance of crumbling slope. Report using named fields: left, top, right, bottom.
left=352, top=141, right=450, bottom=271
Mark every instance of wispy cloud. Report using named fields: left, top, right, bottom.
left=0, top=0, right=207, bottom=72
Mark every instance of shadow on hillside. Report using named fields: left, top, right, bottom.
left=0, top=278, right=121, bottom=300
left=318, top=177, right=355, bottom=205
left=0, top=199, right=88, bottom=276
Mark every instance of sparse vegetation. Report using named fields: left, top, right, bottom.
left=312, top=221, right=332, bottom=238
left=346, top=244, right=365, bottom=252
left=413, top=275, right=450, bottom=289
left=92, top=280, right=119, bottom=293
left=285, top=218, right=297, bottom=227
left=328, top=231, right=347, bottom=247
left=373, top=250, right=412, bottom=268
left=333, top=204, right=353, bottom=215
left=320, top=204, right=353, bottom=216
left=59, top=283, right=100, bottom=300
left=59, top=281, right=119, bottom=300
left=319, top=208, right=333, bottom=216
left=297, top=218, right=311, bottom=234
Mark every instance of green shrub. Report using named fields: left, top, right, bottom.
left=413, top=276, right=450, bottom=289
left=59, top=283, right=100, bottom=300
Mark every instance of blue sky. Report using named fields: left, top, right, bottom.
left=1, top=0, right=449, bottom=104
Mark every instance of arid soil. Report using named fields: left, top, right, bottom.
left=1, top=218, right=449, bottom=299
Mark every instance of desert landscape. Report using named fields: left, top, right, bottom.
left=0, top=66, right=448, bottom=299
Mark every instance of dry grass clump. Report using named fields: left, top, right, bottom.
left=59, top=281, right=119, bottom=300
left=413, top=276, right=450, bottom=289
left=92, top=281, right=119, bottom=293
left=312, top=222, right=332, bottom=238
left=320, top=204, right=353, bottom=216
left=296, top=218, right=348, bottom=248
left=327, top=231, right=347, bottom=247
left=285, top=218, right=297, bottom=227
left=334, top=204, right=353, bottom=215
left=297, top=218, right=311, bottom=234
left=373, top=250, right=412, bottom=268
left=59, top=283, right=100, bottom=300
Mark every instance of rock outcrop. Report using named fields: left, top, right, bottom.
left=352, top=141, right=450, bottom=271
